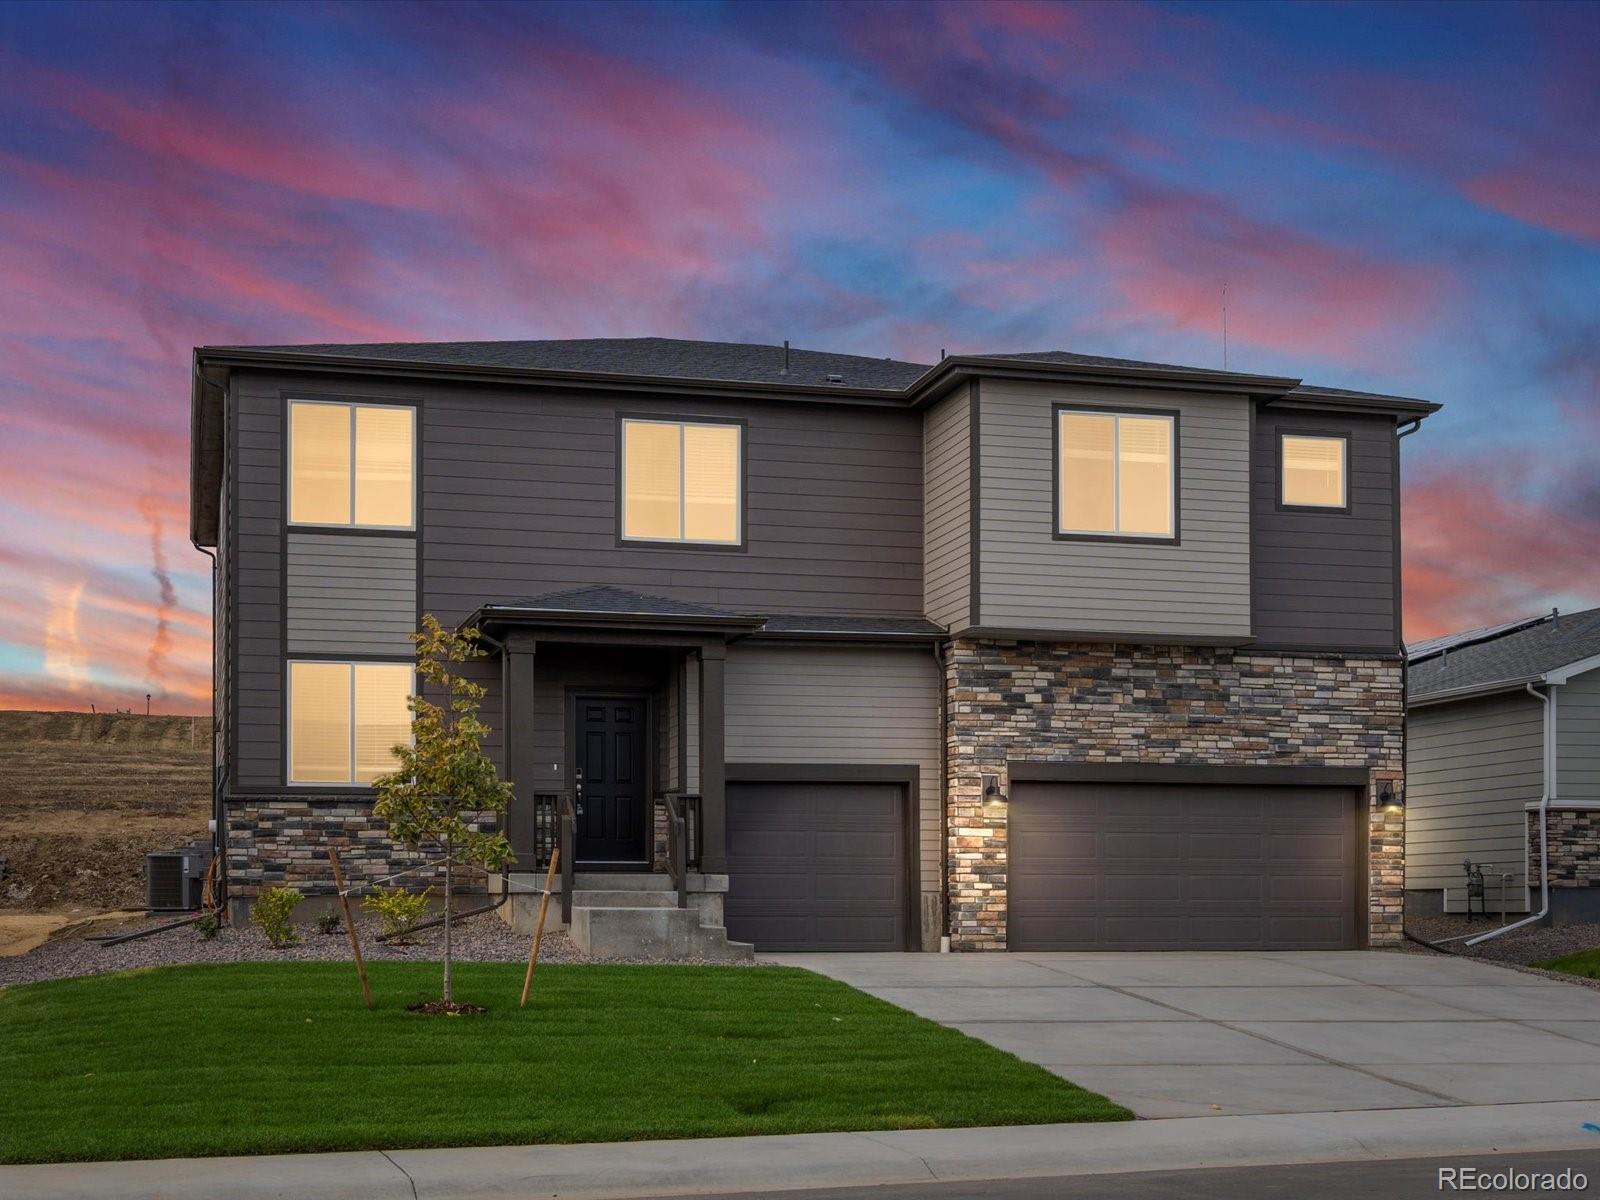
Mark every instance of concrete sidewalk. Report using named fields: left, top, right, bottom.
left=5, top=1101, right=1600, bottom=1200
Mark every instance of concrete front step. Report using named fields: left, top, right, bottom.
left=569, top=905, right=754, bottom=962
left=572, top=889, right=678, bottom=909
left=573, top=871, right=672, bottom=891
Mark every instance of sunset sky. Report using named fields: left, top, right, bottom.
left=1, top=0, right=1596, bottom=715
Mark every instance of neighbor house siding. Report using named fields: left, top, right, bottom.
left=975, top=379, right=1252, bottom=639
left=923, top=383, right=971, bottom=631
left=1557, top=667, right=1600, bottom=802
left=285, top=533, right=417, bottom=656
left=724, top=642, right=941, bottom=901
left=1252, top=408, right=1399, bottom=651
left=1406, top=691, right=1543, bottom=903
left=232, top=377, right=285, bottom=787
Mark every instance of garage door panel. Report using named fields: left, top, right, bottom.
left=726, top=781, right=907, bottom=952
left=1103, top=873, right=1183, bottom=902
left=1010, top=782, right=1359, bottom=951
left=1185, top=833, right=1267, bottom=860
left=1187, top=875, right=1263, bottom=902
left=1103, top=831, right=1185, bottom=859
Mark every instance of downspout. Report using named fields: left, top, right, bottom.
left=1465, top=681, right=1553, bottom=945
left=191, top=540, right=223, bottom=910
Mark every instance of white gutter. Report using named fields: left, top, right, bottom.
left=1465, top=681, right=1554, bottom=945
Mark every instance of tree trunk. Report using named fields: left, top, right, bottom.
left=442, top=839, right=453, bottom=1003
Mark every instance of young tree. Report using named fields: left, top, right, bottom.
left=373, top=615, right=514, bottom=1005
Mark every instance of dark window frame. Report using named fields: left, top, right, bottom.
left=1051, top=403, right=1182, bottom=546
left=1276, top=428, right=1352, bottom=515
left=614, top=413, right=750, bottom=553
left=284, top=396, right=419, bottom=533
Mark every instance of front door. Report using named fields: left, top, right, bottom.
left=573, top=694, right=649, bottom=864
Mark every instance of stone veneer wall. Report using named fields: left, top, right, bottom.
left=1528, top=808, right=1600, bottom=889
left=945, top=640, right=1405, bottom=950
left=225, top=798, right=494, bottom=912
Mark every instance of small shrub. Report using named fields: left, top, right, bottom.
left=362, top=886, right=431, bottom=944
left=316, top=910, right=342, bottom=936
left=250, top=885, right=303, bottom=947
left=194, top=912, right=220, bottom=940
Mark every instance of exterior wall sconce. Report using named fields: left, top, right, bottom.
left=1378, top=780, right=1404, bottom=811
left=982, top=774, right=1008, bottom=807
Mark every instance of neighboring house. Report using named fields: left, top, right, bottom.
left=1406, top=608, right=1600, bottom=923
left=188, top=337, right=1437, bottom=953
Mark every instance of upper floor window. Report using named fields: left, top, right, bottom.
left=1280, top=434, right=1348, bottom=509
left=620, top=418, right=741, bottom=545
left=288, top=660, right=413, bottom=785
left=1055, top=408, right=1176, bottom=540
left=288, top=400, right=415, bottom=528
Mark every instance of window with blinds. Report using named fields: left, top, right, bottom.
left=289, top=401, right=415, bottom=528
left=288, top=661, right=413, bottom=784
left=1281, top=434, right=1348, bottom=509
left=621, top=419, right=741, bottom=544
left=1057, top=409, right=1175, bottom=539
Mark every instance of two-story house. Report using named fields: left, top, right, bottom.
left=188, top=338, right=1437, bottom=954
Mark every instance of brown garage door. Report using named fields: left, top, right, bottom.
left=1009, top=782, right=1360, bottom=950
left=725, top=781, right=907, bottom=951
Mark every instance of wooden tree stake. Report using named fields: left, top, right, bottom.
left=327, top=848, right=373, bottom=1010
left=520, top=848, right=560, bottom=1008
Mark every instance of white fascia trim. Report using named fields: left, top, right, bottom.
left=1524, top=799, right=1600, bottom=810
left=1543, top=652, right=1600, bottom=686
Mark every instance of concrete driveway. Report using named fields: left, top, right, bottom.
left=766, top=951, right=1600, bottom=1118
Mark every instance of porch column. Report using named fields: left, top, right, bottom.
left=698, top=640, right=728, bottom=874
left=503, top=633, right=538, bottom=865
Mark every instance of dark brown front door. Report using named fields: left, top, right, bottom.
left=573, top=694, right=649, bottom=865
left=1008, top=782, right=1361, bottom=951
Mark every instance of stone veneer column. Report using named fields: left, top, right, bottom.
left=943, top=639, right=1406, bottom=951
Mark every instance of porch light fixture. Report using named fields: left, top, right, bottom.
left=982, top=774, right=1007, bottom=807
left=1378, top=781, right=1404, bottom=811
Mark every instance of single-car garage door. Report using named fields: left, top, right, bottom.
left=725, top=781, right=907, bottom=951
left=1009, top=782, right=1360, bottom=951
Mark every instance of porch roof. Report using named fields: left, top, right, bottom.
left=466, top=585, right=767, bottom=637
left=463, top=585, right=947, bottom=642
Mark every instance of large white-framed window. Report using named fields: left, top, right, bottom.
left=619, top=417, right=742, bottom=545
left=1055, top=407, right=1177, bottom=540
left=288, top=400, right=415, bottom=528
left=287, top=661, right=413, bottom=785
left=1280, top=433, right=1349, bottom=510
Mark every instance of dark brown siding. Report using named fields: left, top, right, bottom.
left=421, top=386, right=924, bottom=624
left=232, top=375, right=285, bottom=786
left=1251, top=407, right=1399, bottom=652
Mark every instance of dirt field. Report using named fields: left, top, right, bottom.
left=0, top=710, right=210, bottom=913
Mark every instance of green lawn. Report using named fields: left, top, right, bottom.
left=1534, top=948, right=1600, bottom=980
left=0, top=962, right=1128, bottom=1164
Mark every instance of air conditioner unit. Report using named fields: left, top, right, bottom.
left=146, top=846, right=211, bottom=913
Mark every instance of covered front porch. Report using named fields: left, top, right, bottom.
left=468, top=587, right=761, bottom=956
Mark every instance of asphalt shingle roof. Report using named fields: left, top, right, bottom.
left=229, top=337, right=932, bottom=391
left=1408, top=606, right=1600, bottom=702
left=211, top=337, right=1431, bottom=408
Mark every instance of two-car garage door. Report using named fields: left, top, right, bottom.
left=1008, top=781, right=1361, bottom=951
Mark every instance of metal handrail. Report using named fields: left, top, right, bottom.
left=558, top=790, right=576, bottom=925
left=664, top=793, right=688, bottom=910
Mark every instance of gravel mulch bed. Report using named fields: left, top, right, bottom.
left=1, top=904, right=765, bottom=987
left=1404, top=913, right=1600, bottom=991
left=0, top=910, right=581, bottom=988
